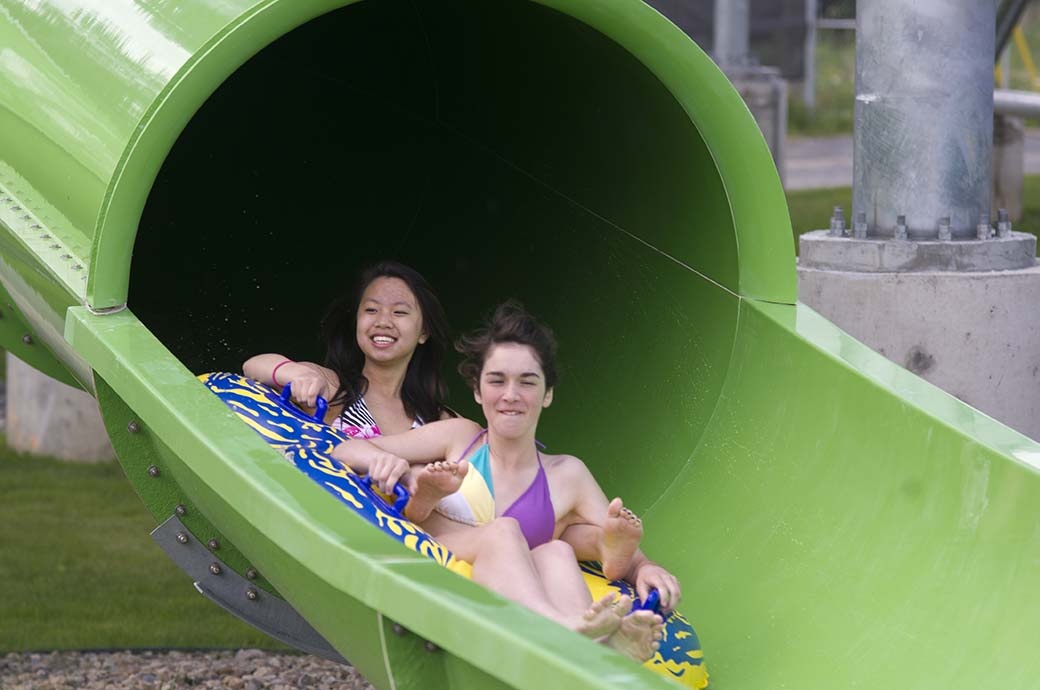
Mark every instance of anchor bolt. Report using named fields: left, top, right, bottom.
left=828, top=206, right=846, bottom=237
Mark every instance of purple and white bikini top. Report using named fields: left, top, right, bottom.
left=435, top=430, right=556, bottom=550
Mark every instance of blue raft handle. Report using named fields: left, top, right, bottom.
left=638, top=589, right=662, bottom=614
left=279, top=381, right=329, bottom=424
left=358, top=475, right=411, bottom=516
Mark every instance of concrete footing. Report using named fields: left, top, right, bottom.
left=5, top=353, right=114, bottom=461
left=798, top=262, right=1040, bottom=441
left=799, top=231, right=1036, bottom=273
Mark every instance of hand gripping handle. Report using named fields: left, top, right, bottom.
left=279, top=381, right=329, bottom=424
left=359, top=475, right=411, bottom=516
left=638, top=589, right=662, bottom=614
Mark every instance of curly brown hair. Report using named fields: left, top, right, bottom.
left=456, top=300, right=558, bottom=391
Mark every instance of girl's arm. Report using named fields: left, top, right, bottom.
left=242, top=354, right=339, bottom=408
left=331, top=417, right=482, bottom=494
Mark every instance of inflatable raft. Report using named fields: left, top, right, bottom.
left=201, top=371, right=709, bottom=688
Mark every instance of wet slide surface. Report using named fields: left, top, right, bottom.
left=4, top=1, right=1040, bottom=689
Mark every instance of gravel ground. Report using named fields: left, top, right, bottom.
left=0, top=650, right=375, bottom=690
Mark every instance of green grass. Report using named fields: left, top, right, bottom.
left=786, top=186, right=853, bottom=246
left=1018, top=175, right=1040, bottom=234
left=784, top=177, right=1040, bottom=254
left=0, top=438, right=288, bottom=651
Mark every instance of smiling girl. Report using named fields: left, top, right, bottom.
left=243, top=260, right=454, bottom=439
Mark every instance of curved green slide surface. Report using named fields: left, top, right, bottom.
left=2, top=1, right=1039, bottom=688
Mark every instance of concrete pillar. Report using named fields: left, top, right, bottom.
left=5, top=353, right=114, bottom=461
left=798, top=1, right=1040, bottom=442
left=799, top=261, right=1040, bottom=441
left=713, top=0, right=750, bottom=68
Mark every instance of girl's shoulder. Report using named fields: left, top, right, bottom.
left=542, top=451, right=590, bottom=477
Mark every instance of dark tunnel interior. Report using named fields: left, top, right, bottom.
left=130, top=0, right=738, bottom=502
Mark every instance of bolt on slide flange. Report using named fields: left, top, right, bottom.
left=152, top=515, right=346, bottom=664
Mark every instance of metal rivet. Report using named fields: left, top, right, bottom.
left=147, top=465, right=160, bottom=477
left=22, top=215, right=31, bottom=221
left=174, top=504, right=187, bottom=516
left=937, top=216, right=952, bottom=241
left=391, top=623, right=406, bottom=636
left=245, top=587, right=258, bottom=601
left=59, top=254, right=71, bottom=260
left=30, top=224, right=41, bottom=230
left=11, top=206, right=20, bottom=211
left=71, top=264, right=82, bottom=271
left=21, top=334, right=32, bottom=345
left=976, top=212, right=991, bottom=240
left=894, top=214, right=908, bottom=240
left=828, top=206, right=846, bottom=237
left=207, top=538, right=220, bottom=551
left=176, top=532, right=189, bottom=544
left=853, top=211, right=867, bottom=239
left=997, top=208, right=1012, bottom=237
left=127, top=421, right=140, bottom=433
left=423, top=641, right=439, bottom=653
left=209, top=563, right=222, bottom=575
left=246, top=567, right=259, bottom=580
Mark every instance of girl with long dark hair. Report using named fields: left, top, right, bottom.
left=243, top=260, right=454, bottom=437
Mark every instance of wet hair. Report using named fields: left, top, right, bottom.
left=321, top=261, right=454, bottom=423
left=456, top=300, right=558, bottom=390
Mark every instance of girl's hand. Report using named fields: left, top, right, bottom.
left=285, top=367, right=335, bottom=409
left=634, top=562, right=682, bottom=614
left=367, top=453, right=416, bottom=496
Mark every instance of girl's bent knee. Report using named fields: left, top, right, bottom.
left=534, top=539, right=575, bottom=560
left=483, top=517, right=526, bottom=545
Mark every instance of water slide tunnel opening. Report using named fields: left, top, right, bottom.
left=129, top=0, right=762, bottom=513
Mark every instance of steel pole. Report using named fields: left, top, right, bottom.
left=803, top=0, right=817, bottom=111
left=853, top=1, right=994, bottom=239
left=714, top=0, right=750, bottom=68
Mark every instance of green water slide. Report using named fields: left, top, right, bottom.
left=3, top=1, right=1040, bottom=688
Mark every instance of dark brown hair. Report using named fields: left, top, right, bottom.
left=322, top=260, right=454, bottom=423
left=456, top=300, right=558, bottom=390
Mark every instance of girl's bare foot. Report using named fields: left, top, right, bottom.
left=575, top=593, right=631, bottom=639
left=606, top=609, right=664, bottom=662
left=403, top=460, right=469, bottom=523
left=602, top=497, right=643, bottom=581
